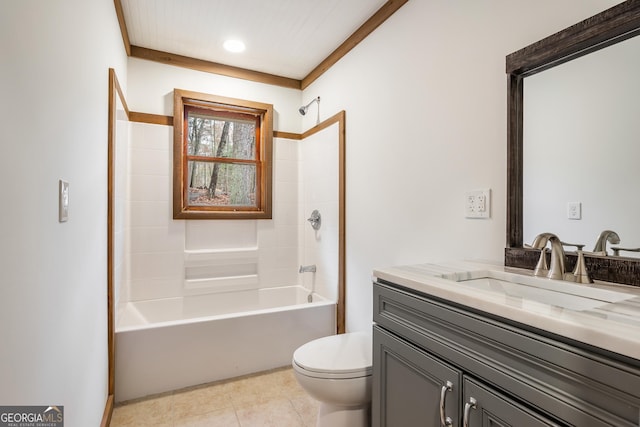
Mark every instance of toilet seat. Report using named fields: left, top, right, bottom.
left=292, top=332, right=372, bottom=379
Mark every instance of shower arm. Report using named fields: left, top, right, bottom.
left=299, top=96, right=320, bottom=116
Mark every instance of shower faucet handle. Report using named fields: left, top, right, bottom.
left=307, top=210, right=321, bottom=230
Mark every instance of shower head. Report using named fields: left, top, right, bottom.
left=299, top=96, right=320, bottom=116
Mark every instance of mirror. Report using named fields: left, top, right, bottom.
left=523, top=35, right=640, bottom=256
left=505, top=1, right=640, bottom=283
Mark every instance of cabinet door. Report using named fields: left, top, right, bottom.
left=373, top=325, right=462, bottom=427
left=462, top=377, right=563, bottom=427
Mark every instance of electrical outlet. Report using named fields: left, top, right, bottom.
left=567, top=202, right=581, bottom=220
left=465, top=189, right=491, bottom=218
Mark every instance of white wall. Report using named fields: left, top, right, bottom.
left=302, top=0, right=621, bottom=332
left=127, top=58, right=302, bottom=131
left=0, top=1, right=127, bottom=426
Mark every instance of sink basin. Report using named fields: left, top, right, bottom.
left=438, top=269, right=634, bottom=311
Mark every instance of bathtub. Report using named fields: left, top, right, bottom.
left=115, top=286, right=336, bottom=402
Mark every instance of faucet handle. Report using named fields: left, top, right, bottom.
left=560, top=241, right=585, bottom=251
left=533, top=248, right=549, bottom=277
left=307, top=210, right=321, bottom=230
left=570, top=250, right=593, bottom=284
left=611, top=247, right=640, bottom=256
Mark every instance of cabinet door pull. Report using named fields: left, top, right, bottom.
left=463, top=397, right=478, bottom=427
left=439, top=380, right=453, bottom=427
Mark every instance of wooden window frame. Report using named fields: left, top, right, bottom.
left=173, top=89, right=273, bottom=219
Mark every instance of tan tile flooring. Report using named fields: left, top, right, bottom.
left=111, top=367, right=319, bottom=427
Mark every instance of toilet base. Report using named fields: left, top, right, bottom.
left=316, top=402, right=370, bottom=427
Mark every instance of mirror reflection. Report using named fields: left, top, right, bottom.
left=523, top=34, right=640, bottom=257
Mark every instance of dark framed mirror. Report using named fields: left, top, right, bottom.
left=505, top=1, right=640, bottom=286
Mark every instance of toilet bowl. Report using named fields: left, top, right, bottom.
left=292, top=331, right=372, bottom=427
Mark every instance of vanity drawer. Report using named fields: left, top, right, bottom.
left=373, top=280, right=640, bottom=427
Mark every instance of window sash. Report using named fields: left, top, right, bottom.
left=173, top=89, right=273, bottom=219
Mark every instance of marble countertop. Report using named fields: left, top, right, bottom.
left=373, top=260, right=640, bottom=361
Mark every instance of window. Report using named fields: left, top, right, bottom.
left=173, top=89, right=273, bottom=219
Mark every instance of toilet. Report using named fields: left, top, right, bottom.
left=292, top=331, right=372, bottom=427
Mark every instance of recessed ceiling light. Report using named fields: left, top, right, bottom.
left=223, top=39, right=246, bottom=53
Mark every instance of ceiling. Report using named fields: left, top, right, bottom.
left=117, top=0, right=404, bottom=88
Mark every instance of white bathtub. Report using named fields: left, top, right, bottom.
left=115, top=286, right=336, bottom=402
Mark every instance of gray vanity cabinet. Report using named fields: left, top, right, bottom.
left=373, top=325, right=462, bottom=426
left=374, top=326, right=559, bottom=427
left=372, top=280, right=640, bottom=427
left=462, top=377, right=561, bottom=427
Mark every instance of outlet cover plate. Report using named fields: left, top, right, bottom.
left=465, top=189, right=491, bottom=219
left=567, top=202, right=582, bottom=220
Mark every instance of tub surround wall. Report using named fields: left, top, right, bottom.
left=123, top=57, right=306, bottom=306
left=122, top=122, right=309, bottom=303
left=113, top=92, right=130, bottom=309
left=299, top=124, right=340, bottom=303
left=122, top=58, right=341, bottom=308
left=123, top=123, right=181, bottom=303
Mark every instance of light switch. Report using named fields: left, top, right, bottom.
left=59, top=180, right=69, bottom=222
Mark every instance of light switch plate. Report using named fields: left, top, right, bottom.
left=59, top=180, right=69, bottom=222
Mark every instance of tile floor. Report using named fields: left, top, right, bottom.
left=110, top=367, right=319, bottom=427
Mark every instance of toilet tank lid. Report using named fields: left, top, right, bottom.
left=293, top=331, right=372, bottom=374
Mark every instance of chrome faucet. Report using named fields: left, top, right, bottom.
left=531, top=233, right=565, bottom=280
left=593, top=230, right=620, bottom=255
left=299, top=264, right=316, bottom=273
left=530, top=232, right=556, bottom=250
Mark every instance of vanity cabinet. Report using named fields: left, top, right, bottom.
left=374, top=325, right=462, bottom=426
left=372, top=280, right=640, bottom=427
left=374, top=326, right=559, bottom=426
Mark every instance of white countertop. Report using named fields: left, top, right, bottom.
left=373, top=260, right=640, bottom=361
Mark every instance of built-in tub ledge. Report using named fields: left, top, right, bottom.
left=184, top=248, right=258, bottom=295
left=373, top=260, right=640, bottom=361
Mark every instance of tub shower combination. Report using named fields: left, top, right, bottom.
left=115, top=284, right=335, bottom=401
left=115, top=206, right=336, bottom=401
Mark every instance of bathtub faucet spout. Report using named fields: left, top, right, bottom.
left=299, top=264, right=316, bottom=273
